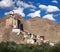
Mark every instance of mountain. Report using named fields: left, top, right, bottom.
left=0, top=14, right=60, bottom=43
left=26, top=17, right=60, bottom=42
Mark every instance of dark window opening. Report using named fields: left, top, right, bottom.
left=17, top=20, right=24, bottom=31
left=17, top=20, right=21, bottom=29
left=20, top=23, right=24, bottom=31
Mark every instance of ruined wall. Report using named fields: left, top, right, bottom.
left=5, top=14, right=25, bottom=29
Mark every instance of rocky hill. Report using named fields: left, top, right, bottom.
left=25, top=17, right=60, bottom=43
left=0, top=14, right=60, bottom=44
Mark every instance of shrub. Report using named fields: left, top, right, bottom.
left=0, top=41, right=60, bottom=52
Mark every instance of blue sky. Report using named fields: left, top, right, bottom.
left=0, top=0, right=60, bottom=22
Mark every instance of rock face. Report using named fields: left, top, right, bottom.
left=0, top=14, right=60, bottom=43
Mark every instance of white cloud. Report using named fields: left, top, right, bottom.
left=0, top=0, right=37, bottom=17
left=0, top=0, right=14, bottom=8
left=43, top=14, right=55, bottom=21
left=47, top=5, right=59, bottom=12
left=5, top=7, right=25, bottom=17
left=52, top=0, right=58, bottom=3
left=39, top=5, right=47, bottom=10
left=27, top=10, right=41, bottom=17
left=17, top=0, right=36, bottom=9
left=30, top=9, right=35, bottom=11
left=4, top=0, right=36, bottom=17
left=39, top=5, right=60, bottom=12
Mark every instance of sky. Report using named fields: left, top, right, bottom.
left=0, top=0, right=60, bottom=22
